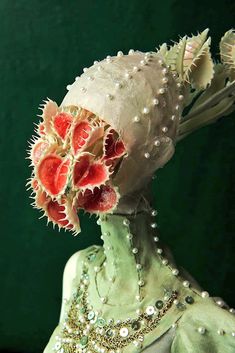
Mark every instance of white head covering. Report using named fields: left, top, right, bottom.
left=62, top=50, right=183, bottom=197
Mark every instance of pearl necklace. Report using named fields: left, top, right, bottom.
left=54, top=255, right=178, bottom=353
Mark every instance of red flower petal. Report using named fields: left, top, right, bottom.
left=54, top=158, right=71, bottom=194
left=72, top=121, right=92, bottom=155
left=31, top=178, right=39, bottom=191
left=53, top=112, right=73, bottom=140
left=76, top=184, right=119, bottom=213
left=86, top=125, right=104, bottom=149
left=47, top=199, right=72, bottom=228
left=41, top=99, right=58, bottom=135
left=38, top=122, right=46, bottom=136
left=37, top=155, right=63, bottom=195
left=73, top=154, right=91, bottom=188
left=31, top=140, right=49, bottom=165
left=35, top=189, right=49, bottom=208
left=78, top=162, right=110, bottom=189
left=46, top=197, right=81, bottom=234
left=103, top=128, right=126, bottom=160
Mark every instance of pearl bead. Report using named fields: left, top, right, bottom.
left=153, top=98, right=159, bottom=105
left=158, top=59, right=163, bottom=65
left=87, top=76, right=94, bottom=81
left=75, top=76, right=79, bottom=81
left=162, top=259, right=168, bottom=265
left=201, top=291, right=209, bottom=298
left=145, top=52, right=151, bottom=57
left=216, top=300, right=224, bottom=307
left=158, top=88, right=165, bottom=94
left=136, top=295, right=142, bottom=301
left=175, top=104, right=180, bottom=110
left=132, top=248, right=138, bottom=254
left=138, top=279, right=145, bottom=287
left=151, top=222, right=157, bottom=229
left=133, top=115, right=140, bottom=123
left=178, top=95, right=184, bottom=101
left=142, top=107, right=150, bottom=114
left=177, top=82, right=181, bottom=88
left=136, top=264, right=142, bottom=270
left=153, top=236, right=159, bottom=242
left=140, top=60, right=146, bottom=66
left=126, top=233, right=133, bottom=240
left=154, top=139, right=160, bottom=146
left=232, top=332, right=235, bottom=337
left=162, top=77, right=168, bottom=84
left=197, top=327, right=206, bottom=335
left=144, top=152, right=150, bottom=159
left=165, top=137, right=170, bottom=143
left=172, top=323, right=178, bottom=329
left=94, top=60, right=99, bottom=64
left=217, top=329, right=225, bottom=335
left=106, top=56, right=112, bottom=62
left=66, top=85, right=71, bottom=90
left=125, top=72, right=132, bottom=79
left=136, top=309, right=142, bottom=315
left=157, top=248, right=163, bottom=254
left=128, top=49, right=134, bottom=55
left=117, top=51, right=124, bottom=57
left=229, top=308, right=235, bottom=314
left=123, top=219, right=130, bottom=226
left=151, top=209, right=158, bottom=216
left=94, top=266, right=101, bottom=273
left=171, top=115, right=176, bottom=121
left=106, top=93, right=114, bottom=100
left=97, top=218, right=101, bottom=225
left=83, top=67, right=88, bottom=72
left=173, top=299, right=179, bottom=305
left=115, top=82, right=122, bottom=89
left=183, top=280, right=190, bottom=288
left=162, top=126, right=168, bottom=133
left=101, top=297, right=107, bottom=303
left=133, top=66, right=140, bottom=72
left=162, top=68, right=168, bottom=75
left=172, top=269, right=179, bottom=276
left=133, top=340, right=141, bottom=347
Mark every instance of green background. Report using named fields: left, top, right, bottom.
left=0, top=0, right=234, bottom=352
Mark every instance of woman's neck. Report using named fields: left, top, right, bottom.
left=96, top=206, right=163, bottom=305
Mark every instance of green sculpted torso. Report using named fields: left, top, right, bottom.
left=43, top=212, right=235, bottom=353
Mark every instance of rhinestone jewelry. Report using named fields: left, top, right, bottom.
left=57, top=265, right=178, bottom=352
left=146, top=306, right=155, bottom=315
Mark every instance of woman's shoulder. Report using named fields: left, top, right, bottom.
left=171, top=295, right=235, bottom=352
left=59, top=244, right=103, bottom=322
left=63, top=244, right=103, bottom=276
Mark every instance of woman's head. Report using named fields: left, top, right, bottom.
left=30, top=28, right=232, bottom=234
left=28, top=50, right=183, bottom=234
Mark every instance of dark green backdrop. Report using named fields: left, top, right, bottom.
left=0, top=1, right=234, bottom=352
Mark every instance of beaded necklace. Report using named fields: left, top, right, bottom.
left=54, top=258, right=178, bottom=353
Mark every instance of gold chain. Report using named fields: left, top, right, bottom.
left=54, top=261, right=178, bottom=353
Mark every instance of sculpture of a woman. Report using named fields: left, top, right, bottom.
left=27, top=29, right=235, bottom=352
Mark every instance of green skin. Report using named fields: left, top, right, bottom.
left=43, top=210, right=235, bottom=353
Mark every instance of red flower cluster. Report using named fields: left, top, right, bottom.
left=27, top=99, right=127, bottom=235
